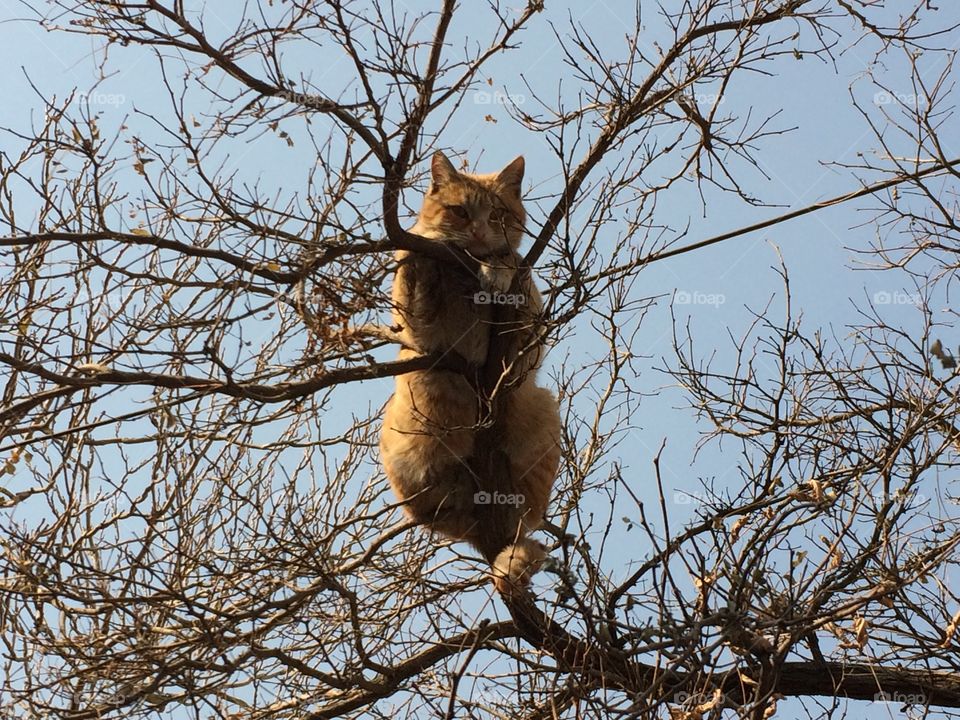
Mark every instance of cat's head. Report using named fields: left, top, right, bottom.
left=413, top=151, right=526, bottom=255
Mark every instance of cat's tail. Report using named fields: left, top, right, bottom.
left=491, top=538, right=548, bottom=595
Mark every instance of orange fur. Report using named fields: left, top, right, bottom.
left=379, top=152, right=561, bottom=591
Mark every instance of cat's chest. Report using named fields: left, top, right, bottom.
left=439, top=271, right=492, bottom=325
left=421, top=268, right=493, bottom=359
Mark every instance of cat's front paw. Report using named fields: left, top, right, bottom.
left=478, top=263, right=516, bottom=294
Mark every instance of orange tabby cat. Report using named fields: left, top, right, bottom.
left=380, top=151, right=561, bottom=593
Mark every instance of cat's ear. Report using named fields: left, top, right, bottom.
left=430, top=151, right=458, bottom=192
left=496, top=156, right=525, bottom=196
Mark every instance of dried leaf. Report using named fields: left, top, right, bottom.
left=941, top=609, right=960, bottom=648
left=738, top=671, right=758, bottom=686
left=692, top=572, right=716, bottom=592
left=693, top=689, right=722, bottom=714
left=762, top=696, right=783, bottom=719
left=930, top=338, right=957, bottom=369
left=853, top=616, right=868, bottom=650
left=729, top=516, right=748, bottom=541
left=823, top=621, right=844, bottom=639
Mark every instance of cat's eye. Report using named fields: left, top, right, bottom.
left=490, top=206, right=510, bottom=226
left=445, top=204, right=470, bottom=220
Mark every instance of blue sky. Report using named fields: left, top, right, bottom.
left=1, top=0, right=959, bottom=716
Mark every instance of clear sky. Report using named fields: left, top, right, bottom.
left=1, top=0, right=958, bottom=717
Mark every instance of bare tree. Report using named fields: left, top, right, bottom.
left=1, top=1, right=959, bottom=718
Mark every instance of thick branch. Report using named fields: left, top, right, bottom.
left=0, top=231, right=301, bottom=284
left=381, top=0, right=456, bottom=245
left=0, top=350, right=474, bottom=405
left=772, top=662, right=960, bottom=708
left=503, top=594, right=960, bottom=709
left=1, top=229, right=482, bottom=282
